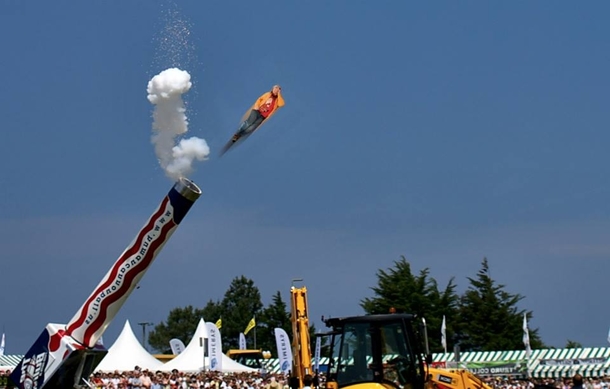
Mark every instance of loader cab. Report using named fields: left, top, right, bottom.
left=323, top=313, right=427, bottom=389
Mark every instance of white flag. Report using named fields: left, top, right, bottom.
left=169, top=338, right=186, bottom=355
left=523, top=313, right=531, bottom=359
left=274, top=328, right=293, bottom=374
left=0, top=333, right=4, bottom=356
left=239, top=333, right=246, bottom=350
left=607, top=326, right=610, bottom=345
left=441, top=316, right=447, bottom=353
left=206, top=322, right=223, bottom=371
left=314, top=335, right=321, bottom=372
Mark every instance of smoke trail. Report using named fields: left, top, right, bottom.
left=147, top=68, right=209, bottom=180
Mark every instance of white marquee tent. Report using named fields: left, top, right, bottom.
left=95, top=320, right=164, bottom=372
left=159, top=318, right=256, bottom=373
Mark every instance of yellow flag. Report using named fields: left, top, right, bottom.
left=215, top=318, right=222, bottom=329
left=244, top=317, right=256, bottom=335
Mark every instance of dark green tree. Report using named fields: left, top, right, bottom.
left=148, top=277, right=263, bottom=353
left=148, top=305, right=204, bottom=353
left=565, top=340, right=582, bottom=349
left=257, top=291, right=291, bottom=353
left=201, top=298, right=223, bottom=326
left=220, top=276, right=264, bottom=350
left=424, top=275, right=460, bottom=353
left=456, top=258, right=545, bottom=351
left=360, top=256, right=460, bottom=352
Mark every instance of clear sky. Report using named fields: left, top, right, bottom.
left=1, top=1, right=609, bottom=354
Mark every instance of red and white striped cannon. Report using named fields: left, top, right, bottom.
left=10, top=177, right=202, bottom=389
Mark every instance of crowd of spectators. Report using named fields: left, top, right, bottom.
left=1, top=368, right=609, bottom=389
left=0, top=368, right=304, bottom=389
left=86, top=369, right=297, bottom=389
left=480, top=374, right=610, bottom=389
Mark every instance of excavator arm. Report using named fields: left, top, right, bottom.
left=290, top=285, right=313, bottom=389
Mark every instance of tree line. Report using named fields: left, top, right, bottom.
left=148, top=257, right=550, bottom=354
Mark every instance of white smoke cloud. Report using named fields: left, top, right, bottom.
left=167, top=137, right=210, bottom=179
left=146, top=67, right=209, bottom=180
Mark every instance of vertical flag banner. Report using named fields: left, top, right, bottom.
left=523, top=313, right=531, bottom=359
left=441, top=315, right=447, bottom=354
left=0, top=333, right=5, bottom=356
left=169, top=338, right=186, bottom=355
left=274, top=328, right=293, bottom=374
left=239, top=333, right=247, bottom=350
left=314, top=335, right=321, bottom=372
left=205, top=322, right=223, bottom=372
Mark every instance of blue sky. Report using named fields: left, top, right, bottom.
left=1, top=1, right=609, bottom=354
